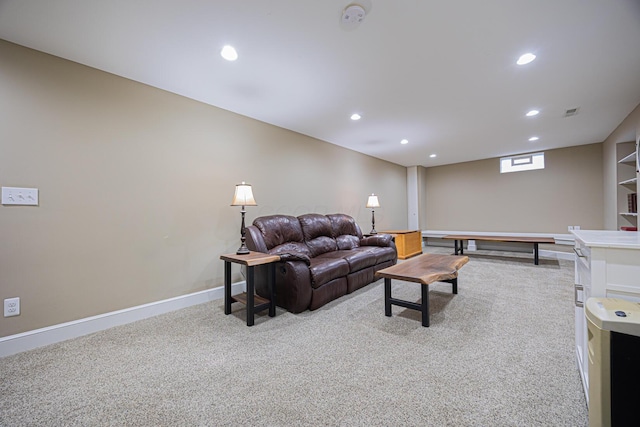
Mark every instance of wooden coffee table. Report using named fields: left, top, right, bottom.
left=375, top=253, right=469, bottom=327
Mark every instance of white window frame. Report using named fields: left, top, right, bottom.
left=500, top=152, right=545, bottom=174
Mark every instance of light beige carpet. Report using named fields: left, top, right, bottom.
left=0, top=247, right=587, bottom=426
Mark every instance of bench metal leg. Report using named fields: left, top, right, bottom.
left=421, top=284, right=430, bottom=327
left=534, top=243, right=539, bottom=265
left=384, top=277, right=463, bottom=328
left=442, top=278, right=458, bottom=294
left=384, top=278, right=392, bottom=317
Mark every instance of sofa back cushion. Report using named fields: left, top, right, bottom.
left=253, top=215, right=307, bottom=252
left=298, top=214, right=338, bottom=257
left=327, top=214, right=363, bottom=250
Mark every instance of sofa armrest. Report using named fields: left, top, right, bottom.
left=245, top=225, right=268, bottom=253
left=360, top=234, right=394, bottom=247
left=277, top=252, right=311, bottom=265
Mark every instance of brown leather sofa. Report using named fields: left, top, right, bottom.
left=245, top=213, right=397, bottom=313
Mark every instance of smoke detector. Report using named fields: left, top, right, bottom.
left=342, top=4, right=366, bottom=24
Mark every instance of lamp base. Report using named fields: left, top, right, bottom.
left=236, top=244, right=250, bottom=255
left=369, top=230, right=377, bottom=235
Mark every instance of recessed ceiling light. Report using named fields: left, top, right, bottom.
left=400, top=139, right=409, bottom=145
left=429, top=154, right=437, bottom=158
left=526, top=109, right=540, bottom=117
left=350, top=113, right=361, bottom=121
left=221, top=45, right=238, bottom=61
left=516, top=53, right=536, bottom=65
left=528, top=136, right=539, bottom=141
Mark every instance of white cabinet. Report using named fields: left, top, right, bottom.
left=571, top=230, right=640, bottom=406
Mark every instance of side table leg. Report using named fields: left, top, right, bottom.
left=246, top=266, right=255, bottom=326
left=384, top=278, right=392, bottom=317
left=224, top=261, right=232, bottom=315
left=422, top=284, right=430, bottom=327
left=534, top=243, right=539, bottom=265
left=268, top=263, right=276, bottom=317
left=452, top=277, right=458, bottom=294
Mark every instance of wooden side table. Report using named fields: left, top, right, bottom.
left=379, top=230, right=423, bottom=259
left=220, top=251, right=280, bottom=326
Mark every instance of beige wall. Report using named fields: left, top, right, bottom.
left=423, top=143, right=604, bottom=233
left=602, top=103, right=640, bottom=230
left=0, top=40, right=407, bottom=337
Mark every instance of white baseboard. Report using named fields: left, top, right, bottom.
left=539, top=249, right=575, bottom=261
left=0, top=281, right=245, bottom=358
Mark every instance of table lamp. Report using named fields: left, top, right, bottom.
left=366, top=193, right=380, bottom=234
left=231, top=182, right=257, bottom=254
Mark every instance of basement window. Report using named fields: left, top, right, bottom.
left=500, top=152, right=545, bottom=173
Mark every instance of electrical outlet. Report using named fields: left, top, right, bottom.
left=1, top=187, right=38, bottom=206
left=4, top=297, right=20, bottom=317
left=574, top=225, right=581, bottom=230
left=568, top=226, right=574, bottom=231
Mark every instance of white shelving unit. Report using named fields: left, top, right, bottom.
left=616, top=141, right=638, bottom=230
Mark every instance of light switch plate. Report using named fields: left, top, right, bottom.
left=1, top=187, right=38, bottom=205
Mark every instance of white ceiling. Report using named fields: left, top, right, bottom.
left=1, top=0, right=640, bottom=167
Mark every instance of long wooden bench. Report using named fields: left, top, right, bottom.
left=442, top=235, right=555, bottom=265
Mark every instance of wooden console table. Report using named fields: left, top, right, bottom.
left=379, top=230, right=423, bottom=259
left=220, top=251, right=280, bottom=326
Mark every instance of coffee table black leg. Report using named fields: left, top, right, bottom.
left=268, top=263, right=276, bottom=317
left=421, top=284, right=430, bottom=327
left=534, top=243, right=539, bottom=265
left=384, top=278, right=392, bottom=317
left=246, top=266, right=255, bottom=326
left=224, top=261, right=232, bottom=315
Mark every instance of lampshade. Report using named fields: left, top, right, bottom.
left=366, top=194, right=380, bottom=208
left=231, top=182, right=257, bottom=206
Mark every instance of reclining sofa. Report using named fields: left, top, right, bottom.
left=245, top=213, right=397, bottom=313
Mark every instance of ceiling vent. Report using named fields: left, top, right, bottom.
left=564, top=107, right=580, bottom=117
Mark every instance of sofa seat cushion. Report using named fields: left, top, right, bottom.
left=364, top=246, right=398, bottom=264
left=329, top=248, right=377, bottom=272
left=308, top=256, right=350, bottom=289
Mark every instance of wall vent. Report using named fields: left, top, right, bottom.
left=564, top=107, right=580, bottom=117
